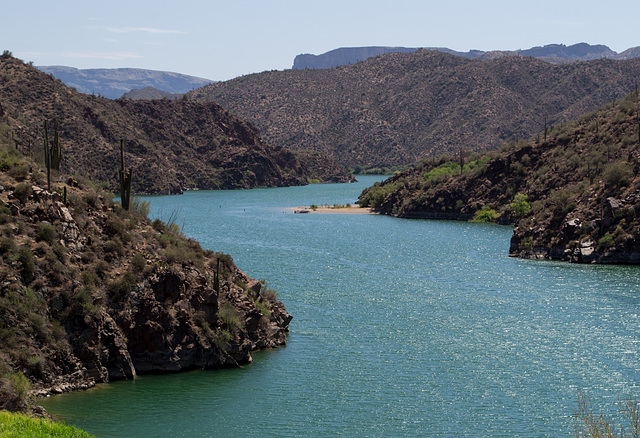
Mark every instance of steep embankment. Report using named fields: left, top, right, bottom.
left=0, top=147, right=292, bottom=413
left=358, top=92, right=640, bottom=264
left=0, top=54, right=350, bottom=195
left=192, top=50, right=640, bottom=170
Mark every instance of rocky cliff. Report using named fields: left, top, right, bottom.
left=358, top=92, right=640, bottom=264
left=0, top=150, right=291, bottom=413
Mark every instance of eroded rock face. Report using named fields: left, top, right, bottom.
left=0, top=174, right=291, bottom=400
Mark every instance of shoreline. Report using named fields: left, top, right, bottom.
left=287, top=206, right=376, bottom=214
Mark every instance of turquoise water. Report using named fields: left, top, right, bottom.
left=41, top=176, right=640, bottom=437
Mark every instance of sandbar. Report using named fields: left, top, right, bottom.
left=287, top=206, right=375, bottom=214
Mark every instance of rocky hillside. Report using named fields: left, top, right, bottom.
left=358, top=92, right=640, bottom=264
left=36, top=66, right=213, bottom=99
left=193, top=49, right=640, bottom=170
left=0, top=54, right=351, bottom=194
left=0, top=147, right=292, bottom=413
left=121, top=86, right=182, bottom=100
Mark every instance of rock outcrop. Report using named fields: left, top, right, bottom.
left=0, top=154, right=291, bottom=406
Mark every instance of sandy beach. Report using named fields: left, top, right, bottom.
left=287, top=206, right=375, bottom=214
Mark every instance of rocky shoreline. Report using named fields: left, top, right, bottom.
left=0, top=161, right=291, bottom=411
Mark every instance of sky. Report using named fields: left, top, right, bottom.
left=3, top=0, right=639, bottom=81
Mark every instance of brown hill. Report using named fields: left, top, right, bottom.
left=0, top=147, right=291, bottom=413
left=0, top=54, right=350, bottom=195
left=121, top=86, right=181, bottom=100
left=358, top=92, right=640, bottom=264
left=191, top=49, right=640, bottom=170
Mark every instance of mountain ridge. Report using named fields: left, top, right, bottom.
left=36, top=66, right=213, bottom=99
left=1, top=55, right=351, bottom=195
left=193, top=49, right=640, bottom=170
left=293, top=43, right=640, bottom=70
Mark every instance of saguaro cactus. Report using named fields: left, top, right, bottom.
left=119, top=139, right=132, bottom=210
left=213, top=257, right=220, bottom=295
left=43, top=119, right=62, bottom=191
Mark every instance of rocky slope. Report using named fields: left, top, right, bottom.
left=0, top=54, right=351, bottom=195
left=194, top=49, right=640, bottom=170
left=358, top=92, right=640, bottom=264
left=36, top=66, right=213, bottom=99
left=0, top=148, right=292, bottom=413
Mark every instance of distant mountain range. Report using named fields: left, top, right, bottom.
left=293, top=43, right=640, bottom=69
left=35, top=66, right=213, bottom=99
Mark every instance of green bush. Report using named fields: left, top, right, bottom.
left=36, top=222, right=58, bottom=245
left=472, top=206, right=498, bottom=223
left=0, top=372, right=30, bottom=412
left=511, top=194, right=531, bottom=218
left=423, top=161, right=460, bottom=181
left=218, top=301, right=244, bottom=331
left=107, top=272, right=136, bottom=300
left=12, top=183, right=32, bottom=204
left=17, top=245, right=36, bottom=284
left=597, top=234, right=615, bottom=251
left=603, top=161, right=632, bottom=188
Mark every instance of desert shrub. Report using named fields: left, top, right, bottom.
left=472, top=206, right=498, bottom=223
left=423, top=161, right=460, bottom=181
left=218, top=301, right=244, bottom=331
left=0, top=236, right=16, bottom=255
left=80, top=270, right=99, bottom=286
left=603, top=161, right=632, bottom=188
left=597, top=234, right=615, bottom=251
left=130, top=197, right=151, bottom=218
left=17, top=245, right=35, bottom=284
left=35, top=222, right=57, bottom=245
left=152, top=218, right=165, bottom=232
left=130, top=253, right=146, bottom=273
left=107, top=272, right=136, bottom=300
left=359, top=182, right=400, bottom=208
left=0, top=371, right=30, bottom=412
left=511, top=194, right=531, bottom=218
left=164, top=244, right=200, bottom=266
left=8, top=164, right=29, bottom=180
left=573, top=393, right=640, bottom=438
left=12, top=183, right=32, bottom=203
left=260, top=281, right=278, bottom=303
left=0, top=146, right=22, bottom=171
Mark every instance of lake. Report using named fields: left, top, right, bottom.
left=40, top=175, right=640, bottom=437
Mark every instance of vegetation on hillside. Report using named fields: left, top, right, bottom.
left=0, top=54, right=350, bottom=195
left=192, top=49, right=640, bottom=171
left=358, top=90, right=640, bottom=263
left=0, top=139, right=291, bottom=414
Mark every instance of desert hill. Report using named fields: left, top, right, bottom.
left=0, top=54, right=351, bottom=195
left=192, top=49, right=640, bottom=170
left=358, top=91, right=640, bottom=264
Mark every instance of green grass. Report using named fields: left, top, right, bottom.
left=0, top=411, right=94, bottom=437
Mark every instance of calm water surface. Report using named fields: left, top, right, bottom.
left=41, top=176, right=640, bottom=437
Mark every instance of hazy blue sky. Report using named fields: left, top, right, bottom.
left=3, top=0, right=638, bottom=81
